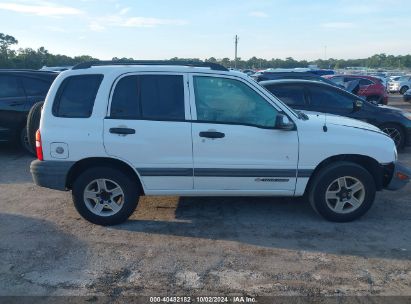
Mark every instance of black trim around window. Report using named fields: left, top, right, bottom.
left=105, top=115, right=297, bottom=131
left=52, top=74, right=104, bottom=118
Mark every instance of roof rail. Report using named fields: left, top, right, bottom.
left=72, top=60, right=229, bottom=71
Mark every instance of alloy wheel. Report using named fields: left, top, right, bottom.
left=83, top=178, right=125, bottom=217
left=325, top=176, right=365, bottom=214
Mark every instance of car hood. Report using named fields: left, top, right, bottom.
left=303, top=111, right=384, bottom=134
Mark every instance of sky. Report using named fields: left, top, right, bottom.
left=0, top=0, right=410, bottom=61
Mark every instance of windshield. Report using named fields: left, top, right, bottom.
left=399, top=76, right=410, bottom=81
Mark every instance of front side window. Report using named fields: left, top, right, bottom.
left=266, top=84, right=306, bottom=106
left=110, top=75, right=185, bottom=120
left=0, top=75, right=24, bottom=98
left=309, top=86, right=353, bottom=109
left=53, top=74, right=103, bottom=118
left=193, top=76, right=278, bottom=128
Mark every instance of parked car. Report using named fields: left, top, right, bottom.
left=388, top=75, right=411, bottom=94
left=0, top=69, right=57, bottom=153
left=30, top=60, right=410, bottom=226
left=261, top=79, right=411, bottom=149
left=324, top=75, right=388, bottom=105
left=252, top=71, right=341, bottom=87
left=404, top=89, right=411, bottom=102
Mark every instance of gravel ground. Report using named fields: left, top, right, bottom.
left=0, top=95, right=410, bottom=297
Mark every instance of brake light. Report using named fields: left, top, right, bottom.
left=35, top=130, right=43, bottom=161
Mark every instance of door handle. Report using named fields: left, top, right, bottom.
left=109, top=127, right=136, bottom=135
left=199, top=131, right=225, bottom=139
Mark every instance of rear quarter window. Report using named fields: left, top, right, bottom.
left=52, top=74, right=103, bottom=118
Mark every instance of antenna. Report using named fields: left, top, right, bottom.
left=234, top=35, right=239, bottom=69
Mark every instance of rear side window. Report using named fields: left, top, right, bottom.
left=359, top=79, right=373, bottom=86
left=266, top=85, right=306, bottom=106
left=53, top=75, right=103, bottom=118
left=110, top=75, right=185, bottom=120
left=21, top=77, right=52, bottom=96
left=0, top=75, right=24, bottom=98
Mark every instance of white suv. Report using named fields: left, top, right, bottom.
left=388, top=75, right=411, bottom=94
left=30, top=61, right=411, bottom=225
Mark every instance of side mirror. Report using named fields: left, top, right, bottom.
left=353, top=100, right=363, bottom=111
left=275, top=114, right=295, bottom=130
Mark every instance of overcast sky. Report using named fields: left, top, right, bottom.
left=0, top=0, right=409, bottom=61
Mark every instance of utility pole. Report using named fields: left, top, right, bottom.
left=234, top=35, right=239, bottom=69
left=324, top=45, right=327, bottom=60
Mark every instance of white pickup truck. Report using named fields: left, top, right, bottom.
left=30, top=61, right=411, bottom=225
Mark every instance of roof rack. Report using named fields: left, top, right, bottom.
left=72, top=60, right=229, bottom=71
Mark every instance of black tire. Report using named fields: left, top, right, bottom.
left=400, top=86, right=409, bottom=95
left=308, top=161, right=376, bottom=222
left=19, top=127, right=35, bottom=155
left=380, top=123, right=405, bottom=150
left=72, top=167, right=140, bottom=226
left=26, top=101, right=44, bottom=153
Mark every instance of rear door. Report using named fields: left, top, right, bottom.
left=0, top=74, right=26, bottom=141
left=103, top=73, right=193, bottom=191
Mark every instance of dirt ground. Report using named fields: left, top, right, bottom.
left=0, top=96, right=410, bottom=297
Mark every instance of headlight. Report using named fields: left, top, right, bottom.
left=402, top=112, right=411, bottom=120
left=394, top=146, right=398, bottom=161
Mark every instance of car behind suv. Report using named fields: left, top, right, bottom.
left=261, top=80, right=411, bottom=149
left=324, top=75, right=388, bottom=105
left=0, top=69, right=57, bottom=152
left=30, top=61, right=410, bottom=226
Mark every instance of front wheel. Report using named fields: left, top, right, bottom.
left=72, top=167, right=140, bottom=226
left=309, top=162, right=376, bottom=222
left=380, top=123, right=405, bottom=150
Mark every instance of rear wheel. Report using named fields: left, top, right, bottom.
left=26, top=101, right=43, bottom=153
left=19, top=127, right=35, bottom=155
left=400, top=86, right=409, bottom=95
left=72, top=167, right=140, bottom=226
left=309, top=162, right=376, bottom=222
left=380, top=123, right=405, bottom=149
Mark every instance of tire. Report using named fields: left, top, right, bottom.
left=308, top=161, right=376, bottom=222
left=380, top=123, right=405, bottom=150
left=19, top=127, right=35, bottom=155
left=72, top=167, right=140, bottom=226
left=400, top=86, right=409, bottom=95
left=26, top=101, right=44, bottom=153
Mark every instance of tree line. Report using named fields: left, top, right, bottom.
left=1, top=33, right=411, bottom=70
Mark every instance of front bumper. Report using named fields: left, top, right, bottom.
left=385, top=162, right=411, bottom=191
left=30, top=160, right=74, bottom=191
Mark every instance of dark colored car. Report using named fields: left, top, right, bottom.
left=0, top=70, right=57, bottom=152
left=252, top=71, right=339, bottom=86
left=324, top=75, right=388, bottom=105
left=261, top=80, right=411, bottom=149
left=403, top=89, right=411, bottom=102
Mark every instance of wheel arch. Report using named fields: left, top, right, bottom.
left=305, top=154, right=385, bottom=195
left=66, top=157, right=145, bottom=194
left=379, top=122, right=407, bottom=147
